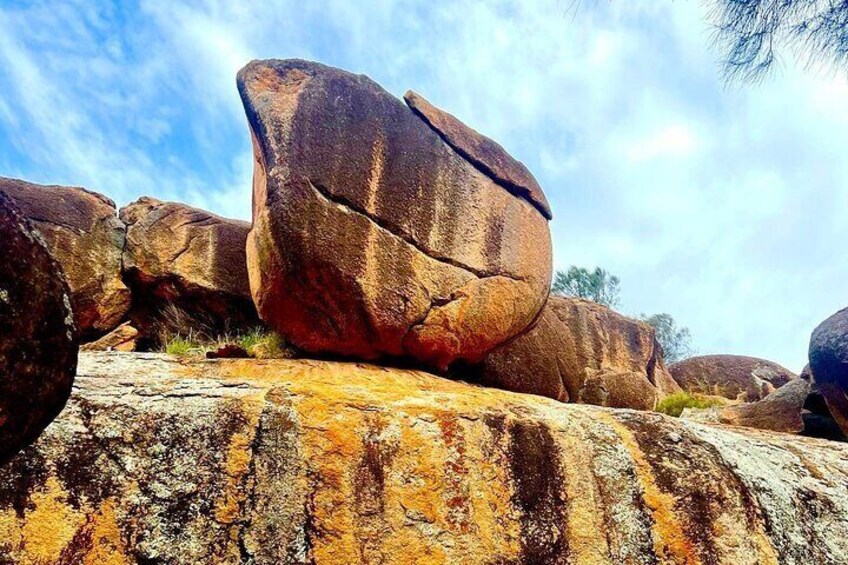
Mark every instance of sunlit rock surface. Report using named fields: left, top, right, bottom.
left=0, top=353, right=846, bottom=564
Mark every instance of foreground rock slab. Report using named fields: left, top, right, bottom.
left=0, top=191, right=77, bottom=464
left=120, top=197, right=259, bottom=345
left=670, top=354, right=796, bottom=401
left=238, top=59, right=552, bottom=370
left=809, top=307, right=848, bottom=435
left=1, top=353, right=846, bottom=564
left=472, top=296, right=680, bottom=407
left=0, top=177, right=130, bottom=340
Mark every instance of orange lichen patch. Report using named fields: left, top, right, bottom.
left=595, top=413, right=697, bottom=565
left=19, top=477, right=88, bottom=563
left=214, top=398, right=264, bottom=525
left=80, top=500, right=131, bottom=565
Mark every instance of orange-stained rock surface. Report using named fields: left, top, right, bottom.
left=120, top=197, right=259, bottom=345
left=0, top=177, right=130, bottom=340
left=670, top=354, right=797, bottom=401
left=0, top=191, right=77, bottom=465
left=1, top=352, right=846, bottom=564
left=470, top=297, right=681, bottom=408
left=237, top=59, right=552, bottom=370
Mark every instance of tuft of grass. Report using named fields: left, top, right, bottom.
left=238, top=329, right=294, bottom=359
left=656, top=392, right=727, bottom=418
left=164, top=333, right=203, bottom=356
left=160, top=326, right=294, bottom=360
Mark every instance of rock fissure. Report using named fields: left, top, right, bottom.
left=406, top=104, right=552, bottom=221
left=307, top=179, right=524, bottom=282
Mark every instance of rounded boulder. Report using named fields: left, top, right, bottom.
left=237, top=59, right=552, bottom=369
left=0, top=191, right=78, bottom=464
left=809, top=307, right=848, bottom=436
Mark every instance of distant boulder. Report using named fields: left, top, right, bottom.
left=0, top=177, right=130, bottom=340
left=237, top=59, right=552, bottom=370
left=120, top=197, right=259, bottom=346
left=719, top=378, right=810, bottom=434
left=468, top=296, right=680, bottom=409
left=0, top=191, right=77, bottom=464
left=809, top=308, right=848, bottom=436
left=669, top=354, right=796, bottom=401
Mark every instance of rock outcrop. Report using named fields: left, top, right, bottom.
left=469, top=296, right=680, bottom=408
left=237, top=59, right=552, bottom=370
left=0, top=191, right=77, bottom=464
left=0, top=352, right=846, bottom=564
left=809, top=307, right=848, bottom=436
left=120, top=197, right=259, bottom=345
left=0, top=177, right=130, bottom=340
left=669, top=354, right=796, bottom=401
left=719, top=377, right=810, bottom=433
left=80, top=322, right=139, bottom=353
left=799, top=364, right=848, bottom=441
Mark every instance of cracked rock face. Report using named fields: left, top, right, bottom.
left=1, top=353, right=847, bottom=564
left=670, top=354, right=797, bottom=401
left=237, top=59, right=552, bottom=370
left=120, top=197, right=260, bottom=345
left=0, top=177, right=130, bottom=340
left=0, top=191, right=77, bottom=465
left=469, top=296, right=680, bottom=408
left=809, top=307, right=848, bottom=436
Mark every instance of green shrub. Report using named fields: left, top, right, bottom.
left=656, top=392, right=727, bottom=417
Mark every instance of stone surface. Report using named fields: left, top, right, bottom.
left=797, top=364, right=848, bottom=441
left=237, top=59, right=552, bottom=370
left=669, top=354, right=797, bottom=401
left=0, top=191, right=78, bottom=464
left=80, top=322, right=139, bottom=353
left=809, top=307, right=848, bottom=436
left=403, top=91, right=551, bottom=220
left=470, top=296, right=680, bottom=408
left=120, top=197, right=259, bottom=345
left=1, top=352, right=846, bottom=564
left=0, top=177, right=130, bottom=340
left=719, top=377, right=810, bottom=433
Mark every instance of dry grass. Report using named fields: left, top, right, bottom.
left=161, top=326, right=295, bottom=360
left=656, top=392, right=729, bottom=418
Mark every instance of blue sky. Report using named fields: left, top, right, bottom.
left=1, top=0, right=846, bottom=371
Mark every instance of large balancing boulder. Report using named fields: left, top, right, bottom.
left=0, top=177, right=130, bottom=340
left=809, top=307, right=848, bottom=435
left=471, top=296, right=681, bottom=408
left=120, top=197, right=259, bottom=345
left=237, top=59, right=552, bottom=370
left=0, top=191, right=77, bottom=464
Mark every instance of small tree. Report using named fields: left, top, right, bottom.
left=552, top=266, right=621, bottom=308
left=640, top=313, right=694, bottom=364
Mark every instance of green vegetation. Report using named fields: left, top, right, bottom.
left=552, top=266, right=621, bottom=308
left=160, top=327, right=294, bottom=359
left=639, top=313, right=694, bottom=364
left=163, top=333, right=203, bottom=356
left=236, top=328, right=293, bottom=359
left=656, top=392, right=727, bottom=418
